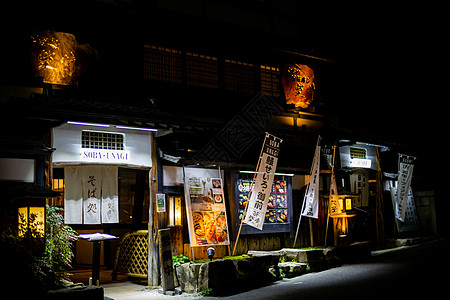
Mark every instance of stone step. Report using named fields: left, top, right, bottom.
left=278, top=262, right=307, bottom=278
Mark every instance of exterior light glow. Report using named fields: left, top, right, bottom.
left=115, top=126, right=157, bottom=132
left=239, top=170, right=294, bottom=176
left=67, top=121, right=110, bottom=128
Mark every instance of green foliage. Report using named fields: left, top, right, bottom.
left=193, top=254, right=250, bottom=264
left=199, top=288, right=214, bottom=296
left=172, top=254, right=192, bottom=267
left=42, top=205, right=78, bottom=284
left=0, top=204, right=77, bottom=292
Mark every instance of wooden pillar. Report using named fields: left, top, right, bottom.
left=148, top=132, right=159, bottom=286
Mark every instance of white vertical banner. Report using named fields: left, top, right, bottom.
left=64, top=167, right=83, bottom=224
left=329, top=171, right=342, bottom=216
left=101, top=166, right=119, bottom=224
left=82, top=166, right=102, bottom=224
left=64, top=165, right=118, bottom=224
left=396, top=154, right=416, bottom=222
left=390, top=185, right=419, bottom=231
left=244, top=133, right=283, bottom=230
left=301, top=143, right=321, bottom=218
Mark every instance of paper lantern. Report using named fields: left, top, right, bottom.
left=282, top=64, right=315, bottom=109
left=18, top=199, right=46, bottom=238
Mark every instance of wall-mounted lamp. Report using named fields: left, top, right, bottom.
left=207, top=247, right=216, bottom=261
left=169, top=196, right=182, bottom=226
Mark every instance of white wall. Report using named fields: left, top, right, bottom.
left=52, top=123, right=152, bottom=168
left=0, top=158, right=35, bottom=182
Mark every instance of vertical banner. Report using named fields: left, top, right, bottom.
left=64, top=167, right=83, bottom=224
left=396, top=154, right=416, bottom=221
left=329, top=171, right=342, bottom=216
left=301, top=142, right=321, bottom=218
left=64, top=166, right=118, bottom=224
left=101, top=166, right=119, bottom=224
left=390, top=185, right=419, bottom=232
left=82, top=166, right=102, bottom=224
left=184, top=168, right=230, bottom=247
left=244, top=133, right=283, bottom=230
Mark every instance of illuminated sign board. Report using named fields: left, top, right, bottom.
left=52, top=123, right=152, bottom=167
left=81, top=149, right=130, bottom=163
left=349, top=158, right=372, bottom=169
left=340, top=144, right=377, bottom=171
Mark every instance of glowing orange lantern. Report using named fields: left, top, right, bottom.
left=282, top=64, right=316, bottom=109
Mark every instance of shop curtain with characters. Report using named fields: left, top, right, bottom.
left=64, top=166, right=119, bottom=224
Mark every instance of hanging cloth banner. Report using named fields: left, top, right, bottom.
left=64, top=167, right=83, bottom=224
left=64, top=166, right=118, bottom=224
left=328, top=170, right=342, bottom=216
left=244, top=133, right=283, bottom=230
left=396, top=154, right=416, bottom=222
left=390, top=185, right=419, bottom=231
left=301, top=142, right=321, bottom=218
left=101, top=166, right=119, bottom=224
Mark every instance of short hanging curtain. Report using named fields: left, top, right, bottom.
left=64, top=166, right=118, bottom=224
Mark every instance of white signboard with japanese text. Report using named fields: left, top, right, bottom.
left=396, top=154, right=416, bottom=221
left=329, top=171, right=342, bottom=216
left=390, top=185, right=419, bottom=232
left=52, top=123, right=151, bottom=168
left=301, top=143, right=320, bottom=218
left=244, top=133, right=283, bottom=230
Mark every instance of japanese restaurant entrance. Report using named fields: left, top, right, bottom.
left=51, top=122, right=153, bottom=267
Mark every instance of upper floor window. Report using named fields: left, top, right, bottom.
left=186, top=52, right=219, bottom=89
left=144, top=45, right=182, bottom=83
left=224, top=59, right=256, bottom=94
left=260, top=64, right=281, bottom=97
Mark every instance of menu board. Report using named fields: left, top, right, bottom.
left=184, top=168, right=230, bottom=247
left=238, top=179, right=288, bottom=225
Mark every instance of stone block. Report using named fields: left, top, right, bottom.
left=278, top=262, right=307, bottom=278
left=198, top=259, right=237, bottom=295
left=175, top=263, right=201, bottom=293
left=281, top=248, right=324, bottom=263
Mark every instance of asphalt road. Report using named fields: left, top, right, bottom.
left=206, top=239, right=449, bottom=300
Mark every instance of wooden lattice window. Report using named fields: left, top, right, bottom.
left=81, top=131, right=124, bottom=150
left=350, top=147, right=367, bottom=159
left=144, top=45, right=182, bottom=83
left=260, top=64, right=281, bottom=97
left=186, top=52, right=219, bottom=88
left=224, top=59, right=257, bottom=94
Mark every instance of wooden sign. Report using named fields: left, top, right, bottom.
left=158, top=228, right=175, bottom=293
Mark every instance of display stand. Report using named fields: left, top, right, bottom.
left=78, top=233, right=119, bottom=286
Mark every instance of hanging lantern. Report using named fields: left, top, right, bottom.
left=282, top=64, right=316, bottom=109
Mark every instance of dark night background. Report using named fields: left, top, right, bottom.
left=1, top=1, right=446, bottom=232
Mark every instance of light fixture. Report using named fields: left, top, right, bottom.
left=169, top=196, right=182, bottom=227
left=18, top=198, right=46, bottom=238
left=207, top=247, right=216, bottom=261
left=239, top=170, right=294, bottom=176
left=67, top=121, right=110, bottom=128
left=115, top=125, right=157, bottom=132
